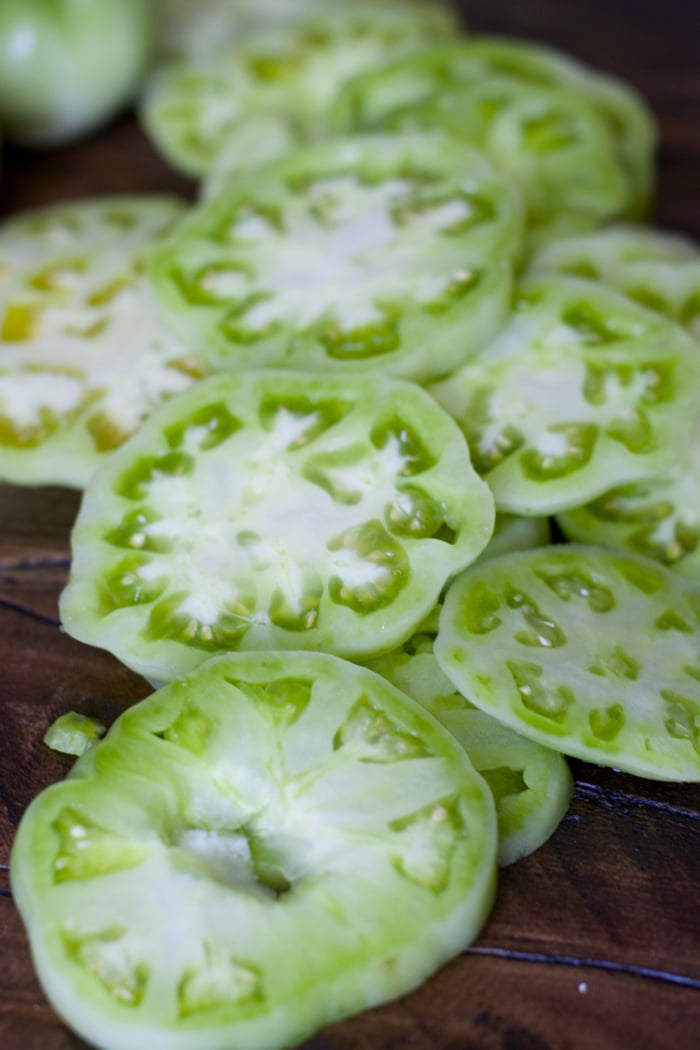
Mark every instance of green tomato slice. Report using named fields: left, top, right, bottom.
left=11, top=651, right=497, bottom=1050
left=155, top=0, right=458, bottom=63
left=142, top=2, right=459, bottom=179
left=336, top=74, right=629, bottom=241
left=149, top=133, right=522, bottom=382
left=435, top=545, right=700, bottom=781
left=0, top=197, right=210, bottom=488
left=366, top=613, right=573, bottom=866
left=331, top=37, right=656, bottom=222
left=429, top=275, right=700, bottom=515
left=530, top=224, right=700, bottom=341
left=153, top=0, right=331, bottom=61
left=556, top=461, right=700, bottom=584
left=60, top=370, right=495, bottom=682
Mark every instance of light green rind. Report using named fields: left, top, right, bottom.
left=12, top=651, right=497, bottom=1050
left=60, top=370, right=495, bottom=682
left=435, top=545, right=700, bottom=781
left=149, top=133, right=523, bottom=382
left=429, top=274, right=700, bottom=516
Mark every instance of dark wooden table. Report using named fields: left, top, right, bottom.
left=1, top=2, right=698, bottom=1048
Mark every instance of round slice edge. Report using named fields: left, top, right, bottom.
left=11, top=650, right=497, bottom=1050
left=435, top=545, right=700, bottom=781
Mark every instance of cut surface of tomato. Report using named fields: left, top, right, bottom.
left=12, top=651, right=497, bottom=1050
left=149, top=133, right=523, bottom=383
left=0, top=196, right=206, bottom=488
left=143, top=2, right=460, bottom=178
left=435, top=545, right=700, bottom=781
left=331, top=37, right=656, bottom=229
left=366, top=610, right=573, bottom=866
left=530, top=224, right=700, bottom=340
left=60, top=370, right=494, bottom=681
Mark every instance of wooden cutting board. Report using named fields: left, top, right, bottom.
left=1, top=2, right=698, bottom=1047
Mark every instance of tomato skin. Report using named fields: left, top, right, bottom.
left=0, top=0, right=155, bottom=145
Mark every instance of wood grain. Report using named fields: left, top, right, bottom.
left=1, top=2, right=699, bottom=1048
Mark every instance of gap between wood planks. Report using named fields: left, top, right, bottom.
left=466, top=945, right=700, bottom=990
left=574, top=780, right=700, bottom=820
left=0, top=597, right=60, bottom=628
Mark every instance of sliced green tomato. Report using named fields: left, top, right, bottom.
left=366, top=617, right=573, bottom=866
left=60, top=370, right=494, bottom=682
left=11, top=652, right=497, bottom=1050
left=428, top=275, right=700, bottom=515
left=529, top=224, right=700, bottom=341
left=331, top=37, right=656, bottom=223
left=44, top=713, right=107, bottom=758
left=439, top=83, right=629, bottom=241
left=435, top=545, right=700, bottom=781
left=336, top=75, right=628, bottom=241
left=556, top=461, right=700, bottom=584
left=155, top=0, right=458, bottom=63
left=142, top=2, right=459, bottom=179
left=0, top=197, right=210, bottom=488
left=153, top=0, right=333, bottom=61
left=149, top=133, right=522, bottom=383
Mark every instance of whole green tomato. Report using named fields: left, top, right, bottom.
left=0, top=0, right=155, bottom=145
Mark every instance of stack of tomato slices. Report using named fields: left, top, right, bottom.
left=2, top=3, right=698, bottom=1050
